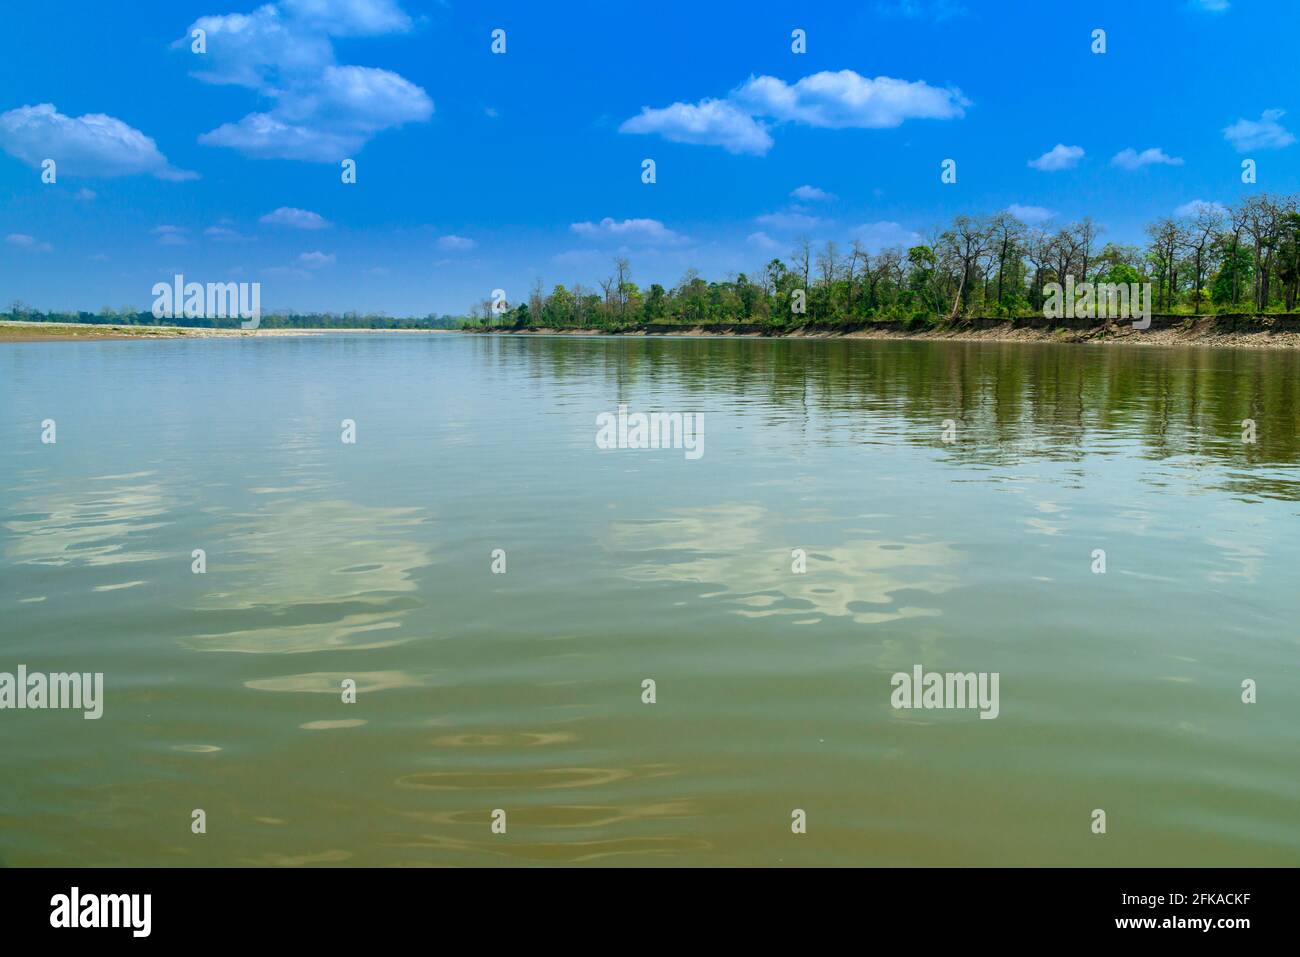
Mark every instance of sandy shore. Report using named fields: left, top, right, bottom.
left=0, top=322, right=456, bottom=342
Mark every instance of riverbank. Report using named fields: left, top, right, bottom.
left=0, top=321, right=455, bottom=342
left=477, top=314, right=1300, bottom=349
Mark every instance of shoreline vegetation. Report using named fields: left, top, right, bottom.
left=7, top=315, right=1300, bottom=348
left=8, top=191, right=1300, bottom=347
left=466, top=191, right=1300, bottom=348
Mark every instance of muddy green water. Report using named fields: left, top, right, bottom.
left=1, top=334, right=1297, bottom=866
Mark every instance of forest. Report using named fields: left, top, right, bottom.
left=471, top=192, right=1300, bottom=330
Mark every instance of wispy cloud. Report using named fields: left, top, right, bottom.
left=1006, top=204, right=1055, bottom=224
left=436, top=235, right=477, bottom=251
left=6, top=233, right=53, bottom=253
left=1222, top=109, right=1295, bottom=152
left=153, top=224, right=190, bottom=246
left=259, top=207, right=331, bottom=229
left=1111, top=147, right=1183, bottom=170
left=205, top=225, right=254, bottom=242
left=297, top=250, right=336, bottom=268
left=791, top=184, right=836, bottom=201
left=570, top=218, right=686, bottom=245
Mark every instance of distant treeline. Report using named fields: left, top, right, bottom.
left=2, top=307, right=466, bottom=330
left=470, top=191, right=1300, bottom=330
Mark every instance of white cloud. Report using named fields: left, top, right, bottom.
left=791, top=184, right=835, bottom=201
left=1028, top=143, right=1084, bottom=171
left=620, top=69, right=966, bottom=155
left=437, top=235, right=476, bottom=251
left=5, top=233, right=53, bottom=253
left=734, top=71, right=968, bottom=129
left=0, top=103, right=196, bottom=180
left=747, top=231, right=782, bottom=252
left=74, top=188, right=96, bottom=201
left=852, top=221, right=920, bottom=253
left=1006, top=204, right=1055, bottom=225
left=281, top=0, right=412, bottom=36
left=263, top=265, right=312, bottom=279
left=1222, top=109, right=1295, bottom=152
left=755, top=210, right=822, bottom=231
left=1175, top=199, right=1228, bottom=218
left=183, top=1, right=431, bottom=161
left=1192, top=0, right=1229, bottom=12
left=153, top=225, right=190, bottom=246
left=570, top=218, right=686, bottom=245
left=1111, top=147, right=1184, bottom=170
left=259, top=207, right=331, bottom=229
left=205, top=225, right=254, bottom=242
left=619, top=99, right=773, bottom=156
left=297, top=250, right=336, bottom=268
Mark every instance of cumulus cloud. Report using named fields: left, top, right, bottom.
left=0, top=103, right=196, bottom=180
left=437, top=235, right=476, bottom=251
left=1222, top=109, right=1295, bottom=152
left=569, top=218, right=686, bottom=245
left=620, top=69, right=966, bottom=155
left=791, top=184, right=835, bottom=201
left=6, top=233, right=53, bottom=253
left=181, top=1, right=431, bottom=161
left=259, top=207, right=331, bottom=229
left=734, top=71, right=968, bottom=128
left=1028, top=143, right=1084, bottom=171
left=1006, top=204, right=1055, bottom=224
left=619, top=99, right=772, bottom=156
left=852, top=221, right=920, bottom=252
left=1111, top=146, right=1183, bottom=170
left=747, top=231, right=782, bottom=252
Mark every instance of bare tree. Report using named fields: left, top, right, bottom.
left=1177, top=206, right=1223, bottom=313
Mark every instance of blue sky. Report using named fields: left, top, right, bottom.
left=2, top=0, right=1297, bottom=316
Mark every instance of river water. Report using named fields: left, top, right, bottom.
left=1, top=333, right=1296, bottom=865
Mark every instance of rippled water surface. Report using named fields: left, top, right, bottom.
left=2, top=333, right=1298, bottom=866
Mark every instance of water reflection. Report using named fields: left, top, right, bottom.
left=609, top=504, right=958, bottom=625
left=488, top=336, right=1300, bottom=499
left=184, top=500, right=432, bottom=654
